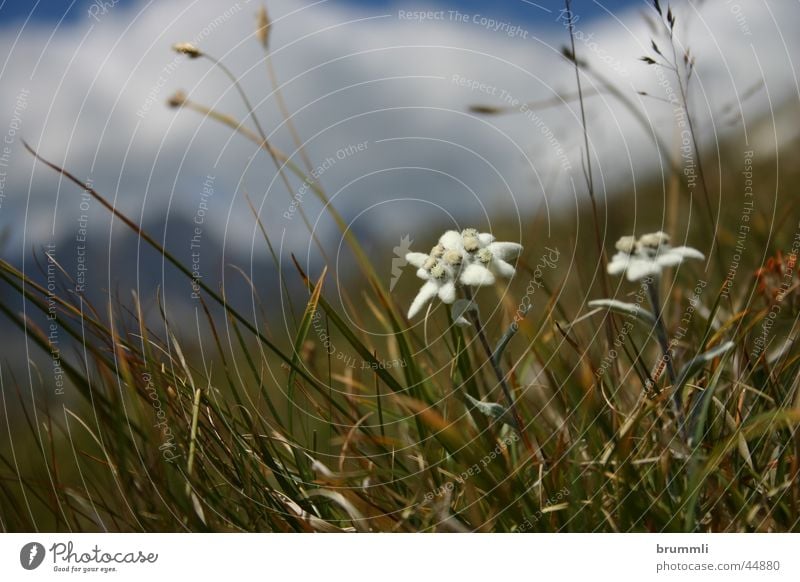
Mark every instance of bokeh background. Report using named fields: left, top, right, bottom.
left=2, top=0, right=796, bottom=299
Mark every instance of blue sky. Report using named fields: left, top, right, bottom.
left=1, top=0, right=644, bottom=25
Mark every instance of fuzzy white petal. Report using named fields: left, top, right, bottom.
left=416, top=268, right=430, bottom=280
left=491, top=258, right=517, bottom=278
left=625, top=258, right=661, bottom=282
left=477, top=232, right=496, bottom=246
left=407, top=281, right=438, bottom=318
left=438, top=281, right=457, bottom=304
left=607, top=253, right=632, bottom=275
left=439, top=230, right=464, bottom=250
left=654, top=253, right=684, bottom=268
left=460, top=263, right=496, bottom=287
left=405, top=252, right=429, bottom=269
left=669, top=246, right=705, bottom=261
left=436, top=262, right=456, bottom=280
left=488, top=241, right=523, bottom=259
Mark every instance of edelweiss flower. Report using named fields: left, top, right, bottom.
left=406, top=260, right=458, bottom=318
left=608, top=231, right=704, bottom=282
left=405, top=228, right=522, bottom=318
left=461, top=242, right=523, bottom=286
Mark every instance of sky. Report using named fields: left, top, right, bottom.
left=1, top=0, right=645, bottom=24
left=0, top=0, right=797, bottom=273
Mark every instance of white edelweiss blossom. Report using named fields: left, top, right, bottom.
left=439, top=230, right=465, bottom=251
left=477, top=232, right=496, bottom=247
left=615, top=235, right=637, bottom=254
left=608, top=231, right=704, bottom=282
left=638, top=230, right=671, bottom=249
left=405, top=252, right=429, bottom=269
left=407, top=260, right=458, bottom=318
left=430, top=243, right=445, bottom=258
left=460, top=241, right=523, bottom=287
left=462, top=234, right=480, bottom=253
left=407, top=280, right=438, bottom=318
left=443, top=249, right=463, bottom=267
left=404, top=228, right=523, bottom=318
left=405, top=252, right=433, bottom=280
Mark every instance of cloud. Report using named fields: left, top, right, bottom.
left=0, top=0, right=797, bottom=266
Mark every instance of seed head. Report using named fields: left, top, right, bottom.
left=476, top=248, right=493, bottom=264
left=256, top=5, right=272, bottom=49
left=443, top=250, right=463, bottom=266
left=167, top=90, right=188, bottom=108
left=639, top=231, right=670, bottom=249
left=463, top=236, right=480, bottom=253
left=615, top=235, right=637, bottom=254
left=172, top=42, right=202, bottom=58
left=430, top=262, right=446, bottom=280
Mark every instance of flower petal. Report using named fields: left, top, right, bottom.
left=407, top=281, right=438, bottom=318
left=438, top=281, right=457, bottom=304
left=491, top=258, right=516, bottom=278
left=669, top=246, right=705, bottom=261
left=460, top=263, right=495, bottom=287
left=488, top=241, right=523, bottom=259
left=405, top=252, right=429, bottom=269
left=607, top=253, right=632, bottom=276
left=439, top=230, right=463, bottom=250
left=416, top=268, right=430, bottom=280
left=478, top=232, right=496, bottom=246
left=654, top=253, right=684, bottom=268
left=625, top=258, right=661, bottom=282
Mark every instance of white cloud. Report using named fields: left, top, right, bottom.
left=0, top=0, right=797, bottom=263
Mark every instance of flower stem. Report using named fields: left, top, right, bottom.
left=564, top=0, right=622, bottom=385
left=463, top=288, right=537, bottom=459
left=646, top=278, right=686, bottom=436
